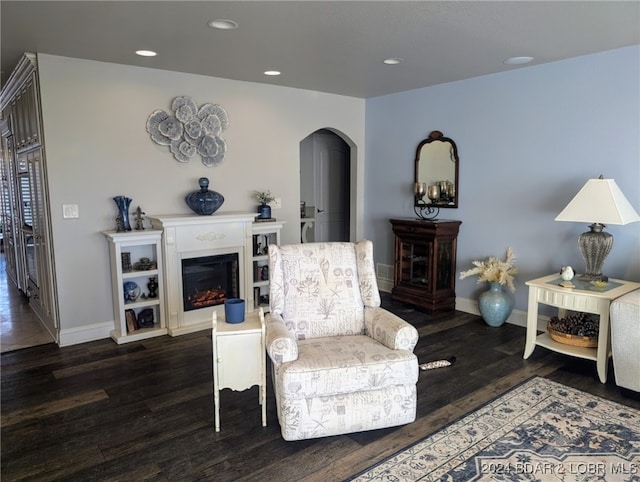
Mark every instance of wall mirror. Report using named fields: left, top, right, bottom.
left=414, top=130, right=459, bottom=212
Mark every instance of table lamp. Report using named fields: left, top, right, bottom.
left=555, top=176, right=640, bottom=281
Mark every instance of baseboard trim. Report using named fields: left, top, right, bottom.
left=377, top=275, right=547, bottom=332
left=378, top=278, right=393, bottom=294
left=457, top=296, right=547, bottom=331
left=61, top=290, right=546, bottom=347
left=58, top=321, right=114, bottom=347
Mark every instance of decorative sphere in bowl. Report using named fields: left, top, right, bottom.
left=123, top=281, right=141, bottom=302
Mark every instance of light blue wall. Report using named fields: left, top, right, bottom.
left=365, top=46, right=640, bottom=310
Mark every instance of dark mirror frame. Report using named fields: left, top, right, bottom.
left=414, top=130, right=459, bottom=209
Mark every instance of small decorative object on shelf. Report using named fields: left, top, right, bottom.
left=460, top=247, right=517, bottom=326
left=147, top=277, right=158, bottom=298
left=121, top=252, right=132, bottom=272
left=137, top=308, right=155, bottom=328
left=133, top=257, right=156, bottom=271
left=253, top=190, right=275, bottom=220
left=133, top=206, right=146, bottom=230
left=123, top=281, right=141, bottom=302
left=114, top=195, right=133, bottom=231
left=185, top=177, right=225, bottom=215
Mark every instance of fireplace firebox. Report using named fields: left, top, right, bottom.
left=182, top=253, right=239, bottom=312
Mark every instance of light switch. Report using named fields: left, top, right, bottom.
left=63, top=204, right=79, bottom=219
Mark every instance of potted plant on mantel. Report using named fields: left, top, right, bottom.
left=459, top=247, right=517, bottom=327
left=253, top=190, right=276, bottom=220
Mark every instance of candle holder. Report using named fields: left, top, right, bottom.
left=414, top=182, right=439, bottom=220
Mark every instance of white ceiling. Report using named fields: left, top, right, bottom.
left=2, top=1, right=639, bottom=98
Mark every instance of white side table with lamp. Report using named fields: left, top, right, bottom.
left=524, top=176, right=640, bottom=383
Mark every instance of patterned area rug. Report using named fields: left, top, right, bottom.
left=350, top=377, right=640, bottom=481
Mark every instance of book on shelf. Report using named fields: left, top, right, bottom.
left=125, top=309, right=138, bottom=333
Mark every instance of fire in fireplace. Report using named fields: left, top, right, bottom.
left=182, top=253, right=239, bottom=312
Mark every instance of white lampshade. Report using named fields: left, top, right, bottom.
left=555, top=178, right=640, bottom=225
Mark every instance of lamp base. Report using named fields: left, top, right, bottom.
left=577, top=223, right=613, bottom=282
left=577, top=273, right=609, bottom=283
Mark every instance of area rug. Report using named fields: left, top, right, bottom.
left=349, top=377, right=640, bottom=481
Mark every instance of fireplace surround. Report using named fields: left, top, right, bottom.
left=149, top=213, right=255, bottom=336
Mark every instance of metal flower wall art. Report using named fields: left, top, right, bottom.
left=146, top=96, right=229, bottom=167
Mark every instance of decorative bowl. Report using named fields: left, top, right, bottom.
left=123, top=281, right=141, bottom=302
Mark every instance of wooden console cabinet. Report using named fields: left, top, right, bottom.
left=390, top=218, right=461, bottom=315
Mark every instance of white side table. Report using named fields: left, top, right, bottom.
left=523, top=274, right=640, bottom=383
left=212, top=308, right=266, bottom=432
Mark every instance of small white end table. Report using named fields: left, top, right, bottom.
left=523, top=274, right=640, bottom=383
left=212, top=308, right=266, bottom=432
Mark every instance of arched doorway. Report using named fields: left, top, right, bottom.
left=300, top=129, right=351, bottom=242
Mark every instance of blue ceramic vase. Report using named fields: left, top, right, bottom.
left=114, top=195, right=132, bottom=231
left=478, top=282, right=514, bottom=327
left=257, top=204, right=271, bottom=219
left=185, top=177, right=224, bottom=215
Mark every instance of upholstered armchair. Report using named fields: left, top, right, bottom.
left=610, top=289, right=640, bottom=393
left=265, top=241, right=419, bottom=441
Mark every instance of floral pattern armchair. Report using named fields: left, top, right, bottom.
left=266, top=241, right=419, bottom=440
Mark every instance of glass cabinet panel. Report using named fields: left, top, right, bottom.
left=399, top=240, right=433, bottom=288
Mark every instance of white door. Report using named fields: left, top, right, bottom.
left=312, top=131, right=350, bottom=242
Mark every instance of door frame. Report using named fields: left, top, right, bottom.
left=299, top=128, right=358, bottom=242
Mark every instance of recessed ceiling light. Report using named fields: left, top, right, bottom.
left=136, top=50, right=157, bottom=57
left=504, top=56, right=534, bottom=65
left=383, top=57, right=403, bottom=65
left=264, top=70, right=281, bottom=76
left=208, top=19, right=239, bottom=30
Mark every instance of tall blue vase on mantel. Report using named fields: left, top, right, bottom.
left=114, top=195, right=132, bottom=231
left=478, top=282, right=514, bottom=327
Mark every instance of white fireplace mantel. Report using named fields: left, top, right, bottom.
left=148, top=212, right=256, bottom=336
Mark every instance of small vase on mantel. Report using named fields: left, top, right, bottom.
left=478, top=282, right=514, bottom=327
left=257, top=203, right=271, bottom=220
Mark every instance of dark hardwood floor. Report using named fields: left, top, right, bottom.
left=2, top=294, right=639, bottom=481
